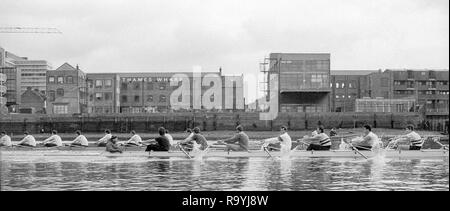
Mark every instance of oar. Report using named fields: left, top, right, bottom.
left=178, top=144, right=192, bottom=159
left=344, top=140, right=368, bottom=160
left=218, top=140, right=251, bottom=153
left=263, top=146, right=275, bottom=159
left=433, top=137, right=449, bottom=151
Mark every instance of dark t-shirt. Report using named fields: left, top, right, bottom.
left=155, top=135, right=171, bottom=151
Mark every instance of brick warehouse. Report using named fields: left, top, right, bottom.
left=86, top=71, right=244, bottom=114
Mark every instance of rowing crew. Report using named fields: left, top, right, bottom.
left=295, top=124, right=427, bottom=151
left=0, top=130, right=89, bottom=148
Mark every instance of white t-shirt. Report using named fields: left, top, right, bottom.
left=362, top=132, right=379, bottom=147
left=405, top=131, right=421, bottom=141
left=128, top=134, right=142, bottom=144
left=278, top=132, right=292, bottom=152
left=43, top=135, right=63, bottom=146
left=165, top=134, right=174, bottom=145
left=0, top=135, right=12, bottom=146
left=19, top=135, right=37, bottom=146
left=73, top=135, right=89, bottom=146
left=98, top=134, right=112, bottom=143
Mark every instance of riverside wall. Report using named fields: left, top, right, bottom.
left=0, top=112, right=425, bottom=134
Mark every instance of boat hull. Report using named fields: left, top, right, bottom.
left=1, top=148, right=448, bottom=159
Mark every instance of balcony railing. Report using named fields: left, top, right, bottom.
left=426, top=108, right=449, bottom=113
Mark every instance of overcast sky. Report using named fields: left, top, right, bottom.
left=1, top=0, right=448, bottom=102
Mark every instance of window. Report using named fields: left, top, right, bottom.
left=104, top=92, right=112, bottom=101
left=336, top=95, right=339, bottom=99
left=341, top=83, right=345, bottom=89
left=121, top=82, right=128, bottom=90
left=407, top=81, right=414, bottom=88
left=147, top=95, right=153, bottom=102
left=66, top=76, right=73, bottom=84
left=134, top=95, right=140, bottom=102
left=95, top=80, right=103, bottom=88
left=87, top=80, right=93, bottom=88
left=95, top=93, right=103, bottom=101
left=48, top=90, right=56, bottom=102
left=48, top=76, right=55, bottom=83
left=56, top=88, right=64, bottom=97
left=348, top=82, right=353, bottom=88
left=159, top=83, right=166, bottom=90
left=53, top=105, right=68, bottom=114
left=335, top=83, right=339, bottom=88
left=105, top=79, right=112, bottom=88
left=89, top=94, right=93, bottom=101
left=147, top=82, right=153, bottom=90
left=348, top=95, right=351, bottom=98
left=121, top=95, right=127, bottom=103
left=160, top=95, right=166, bottom=102
left=134, top=83, right=140, bottom=90
left=57, top=77, right=64, bottom=84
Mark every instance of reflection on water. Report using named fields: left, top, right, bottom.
left=1, top=158, right=448, bottom=191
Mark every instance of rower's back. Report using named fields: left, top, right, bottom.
left=155, top=135, right=171, bottom=151
left=192, top=133, right=208, bottom=150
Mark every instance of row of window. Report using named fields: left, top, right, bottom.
left=48, top=76, right=78, bottom=84
left=121, top=95, right=167, bottom=103
left=394, top=80, right=448, bottom=86
left=335, top=95, right=354, bottom=99
left=22, top=73, right=46, bottom=77
left=332, top=82, right=355, bottom=89
left=394, top=90, right=450, bottom=95
left=48, top=89, right=65, bottom=101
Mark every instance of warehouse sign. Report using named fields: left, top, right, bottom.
left=120, top=77, right=184, bottom=83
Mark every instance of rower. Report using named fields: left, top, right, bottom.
left=179, top=128, right=194, bottom=150
left=391, top=125, right=423, bottom=150
left=262, top=126, right=292, bottom=153
left=123, top=130, right=142, bottom=146
left=218, top=125, right=249, bottom=152
left=97, top=129, right=112, bottom=147
left=165, top=129, right=174, bottom=146
left=179, top=127, right=209, bottom=151
left=70, top=130, right=89, bottom=147
left=300, top=126, right=331, bottom=151
left=106, top=136, right=123, bottom=153
left=42, top=130, right=63, bottom=147
left=329, top=128, right=338, bottom=137
left=17, top=132, right=37, bottom=147
left=0, top=131, right=12, bottom=147
left=145, top=127, right=171, bottom=152
left=350, top=125, right=379, bottom=151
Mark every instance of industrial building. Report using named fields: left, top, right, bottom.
left=262, top=53, right=331, bottom=113
left=86, top=71, right=244, bottom=114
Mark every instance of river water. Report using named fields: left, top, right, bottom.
left=1, top=156, right=448, bottom=191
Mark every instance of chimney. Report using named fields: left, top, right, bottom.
left=219, top=67, right=222, bottom=75
left=76, top=64, right=79, bottom=70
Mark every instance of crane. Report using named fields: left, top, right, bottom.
left=0, top=26, right=62, bottom=113
left=0, top=27, right=62, bottom=34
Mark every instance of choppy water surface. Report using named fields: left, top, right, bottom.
left=1, top=156, right=448, bottom=191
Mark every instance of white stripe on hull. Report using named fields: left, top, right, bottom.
left=1, top=149, right=448, bottom=158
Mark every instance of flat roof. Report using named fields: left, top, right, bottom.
left=331, top=70, right=377, bottom=76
